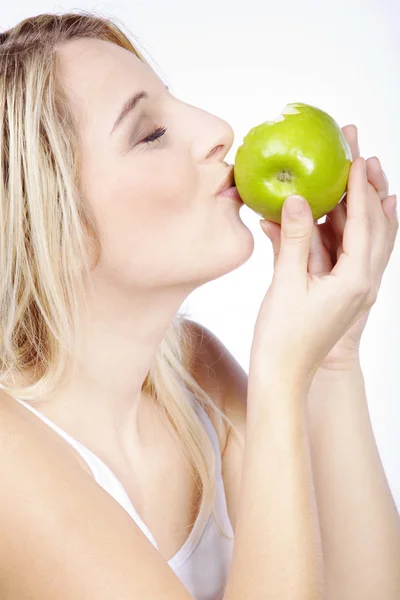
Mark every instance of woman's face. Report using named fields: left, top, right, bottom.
left=58, top=37, right=254, bottom=292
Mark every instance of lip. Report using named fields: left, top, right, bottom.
left=214, top=166, right=235, bottom=196
left=218, top=186, right=243, bottom=203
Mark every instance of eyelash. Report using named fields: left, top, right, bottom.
left=141, top=125, right=167, bottom=146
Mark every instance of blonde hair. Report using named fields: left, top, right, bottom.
left=0, top=10, right=242, bottom=546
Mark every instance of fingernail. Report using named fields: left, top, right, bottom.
left=285, top=195, right=305, bottom=217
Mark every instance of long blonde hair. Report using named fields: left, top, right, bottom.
left=0, top=10, right=242, bottom=545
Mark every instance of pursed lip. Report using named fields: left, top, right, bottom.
left=214, top=166, right=235, bottom=196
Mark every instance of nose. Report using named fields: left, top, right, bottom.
left=205, top=121, right=235, bottom=162
left=178, top=97, right=235, bottom=163
left=187, top=106, right=234, bottom=163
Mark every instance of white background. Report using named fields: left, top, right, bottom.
left=1, top=1, right=399, bottom=508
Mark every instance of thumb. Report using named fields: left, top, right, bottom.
left=274, top=195, right=313, bottom=286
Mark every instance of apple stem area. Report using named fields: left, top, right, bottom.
left=277, top=170, right=293, bottom=182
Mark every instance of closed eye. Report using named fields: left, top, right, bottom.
left=141, top=126, right=167, bottom=146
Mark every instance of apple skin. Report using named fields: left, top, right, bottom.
left=234, top=103, right=353, bottom=224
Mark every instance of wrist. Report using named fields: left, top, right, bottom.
left=247, top=368, right=311, bottom=422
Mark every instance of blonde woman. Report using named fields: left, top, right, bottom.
left=0, top=11, right=399, bottom=600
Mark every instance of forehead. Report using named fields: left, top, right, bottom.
left=57, top=38, right=160, bottom=128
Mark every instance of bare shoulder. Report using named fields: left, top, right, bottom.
left=0, top=388, right=192, bottom=599
left=183, top=319, right=248, bottom=532
left=0, top=388, right=93, bottom=475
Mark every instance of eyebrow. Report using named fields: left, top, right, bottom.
left=110, top=84, right=169, bottom=137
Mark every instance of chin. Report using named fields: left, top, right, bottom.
left=199, top=225, right=255, bottom=285
left=225, top=224, right=255, bottom=270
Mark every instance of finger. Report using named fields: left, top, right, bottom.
left=326, top=200, right=347, bottom=246
left=364, top=157, right=397, bottom=271
left=366, top=156, right=389, bottom=201
left=329, top=177, right=395, bottom=287
left=332, top=157, right=371, bottom=281
left=270, top=233, right=280, bottom=268
left=380, top=194, right=399, bottom=259
left=367, top=191, right=398, bottom=296
left=368, top=180, right=389, bottom=281
left=266, top=220, right=334, bottom=274
left=260, top=220, right=281, bottom=267
left=327, top=187, right=383, bottom=267
left=342, top=124, right=360, bottom=160
left=308, top=223, right=333, bottom=273
left=317, top=220, right=341, bottom=264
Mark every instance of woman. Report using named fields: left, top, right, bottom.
left=0, top=11, right=399, bottom=600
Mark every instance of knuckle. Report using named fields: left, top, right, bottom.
left=283, top=227, right=310, bottom=242
left=350, top=210, right=373, bottom=228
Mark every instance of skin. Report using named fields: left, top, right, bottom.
left=261, top=124, right=397, bottom=367
left=27, top=37, right=254, bottom=467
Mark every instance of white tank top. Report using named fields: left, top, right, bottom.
left=11, top=390, right=234, bottom=600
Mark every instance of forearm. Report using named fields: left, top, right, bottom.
left=307, top=360, right=400, bottom=599
left=224, top=376, right=324, bottom=600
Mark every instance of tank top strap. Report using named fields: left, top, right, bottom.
left=11, top=397, right=98, bottom=475
left=9, top=396, right=159, bottom=549
left=9, top=390, right=223, bottom=480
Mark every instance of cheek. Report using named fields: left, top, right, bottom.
left=117, top=156, right=195, bottom=223
left=88, top=156, right=199, bottom=272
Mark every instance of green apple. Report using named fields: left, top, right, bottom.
left=234, top=103, right=353, bottom=223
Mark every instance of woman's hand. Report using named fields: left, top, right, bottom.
left=249, top=148, right=398, bottom=393
left=258, top=125, right=398, bottom=372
